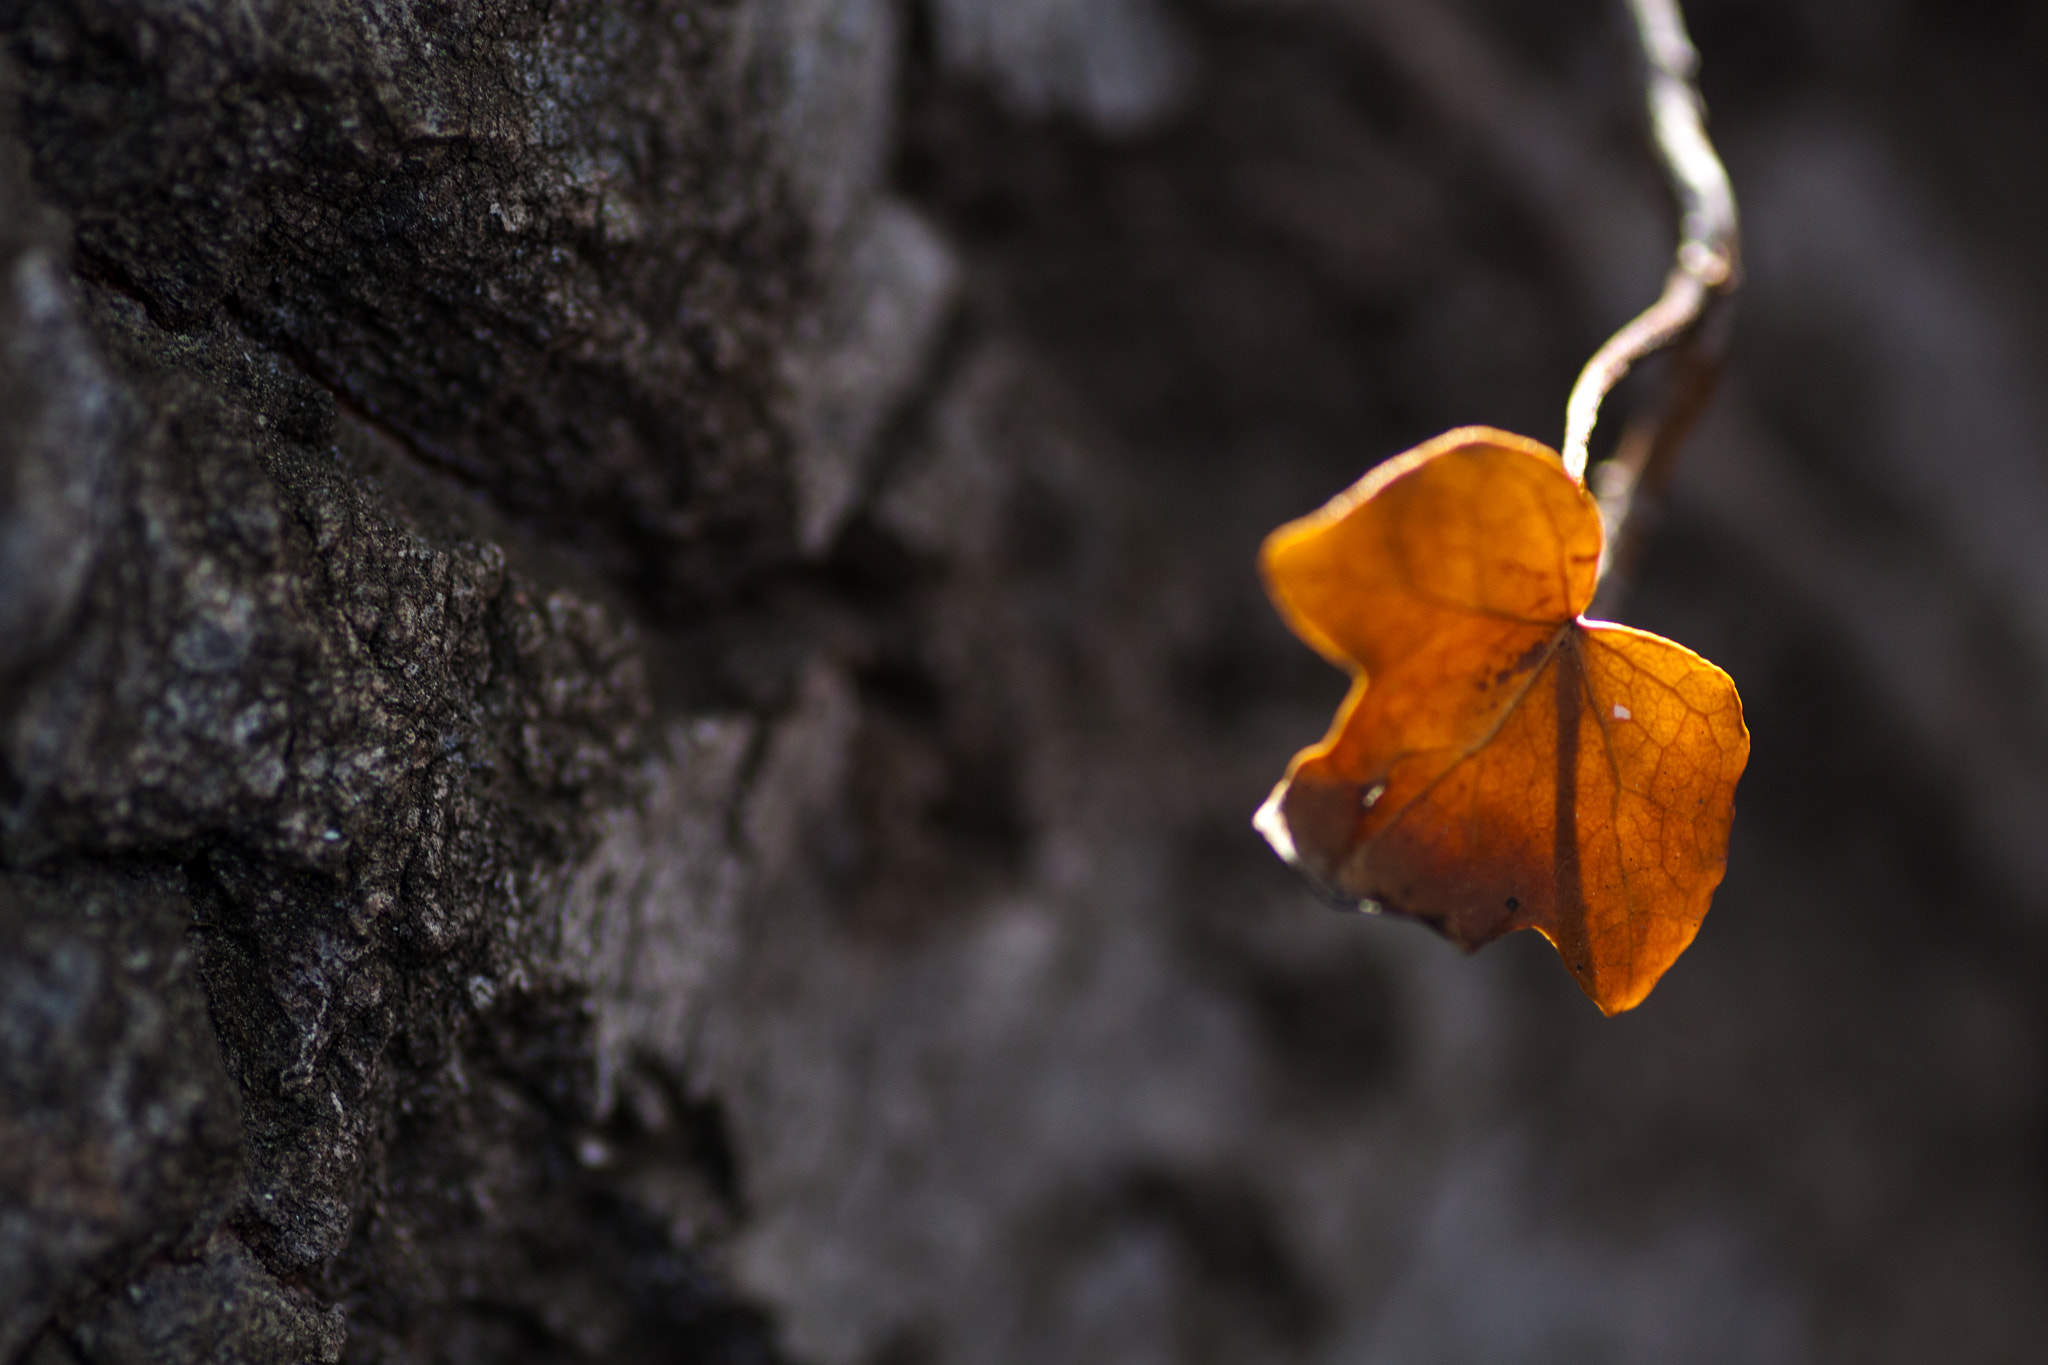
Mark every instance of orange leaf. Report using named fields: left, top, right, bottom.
left=1255, top=427, right=1749, bottom=1014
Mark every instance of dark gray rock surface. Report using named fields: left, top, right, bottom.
left=7, top=1, right=2048, bottom=1363
left=0, top=866, right=241, bottom=1363
left=62, top=1232, right=346, bottom=1365
left=8, top=0, right=801, bottom=606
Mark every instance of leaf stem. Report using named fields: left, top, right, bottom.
left=1562, top=0, right=1739, bottom=603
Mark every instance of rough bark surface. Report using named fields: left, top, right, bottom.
left=7, top=2, right=2048, bottom=1363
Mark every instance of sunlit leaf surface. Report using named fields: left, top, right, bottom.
left=1256, top=428, right=1749, bottom=1014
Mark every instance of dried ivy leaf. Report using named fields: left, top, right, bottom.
left=1255, top=427, right=1748, bottom=1013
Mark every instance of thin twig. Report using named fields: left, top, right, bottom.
left=1561, top=0, right=1739, bottom=604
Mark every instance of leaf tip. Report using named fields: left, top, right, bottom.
left=1252, top=781, right=1299, bottom=866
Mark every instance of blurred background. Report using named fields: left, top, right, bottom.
left=716, top=2, right=2048, bottom=1362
